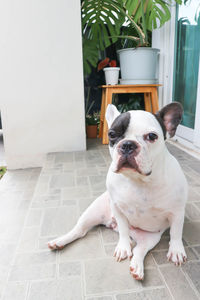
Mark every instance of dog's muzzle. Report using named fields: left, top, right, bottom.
left=115, top=140, right=140, bottom=173
left=119, top=140, right=140, bottom=156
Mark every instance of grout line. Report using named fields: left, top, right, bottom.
left=151, top=254, right=175, bottom=300
left=82, top=260, right=87, bottom=300
left=180, top=267, right=200, bottom=299
left=0, top=168, right=42, bottom=299
left=25, top=281, right=31, bottom=300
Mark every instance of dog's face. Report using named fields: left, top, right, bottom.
left=106, top=103, right=183, bottom=177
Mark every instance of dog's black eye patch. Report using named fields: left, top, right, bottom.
left=108, top=112, right=130, bottom=147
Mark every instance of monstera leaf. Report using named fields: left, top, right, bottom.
left=81, top=0, right=125, bottom=50
left=82, top=38, right=99, bottom=76
left=124, top=0, right=182, bottom=31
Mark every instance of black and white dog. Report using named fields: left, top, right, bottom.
left=48, top=103, right=187, bottom=280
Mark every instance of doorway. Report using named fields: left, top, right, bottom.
left=173, top=0, right=200, bottom=148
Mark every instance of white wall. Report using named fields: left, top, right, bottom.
left=0, top=0, right=86, bottom=169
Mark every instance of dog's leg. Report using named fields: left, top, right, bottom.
left=111, top=203, right=133, bottom=262
left=48, top=191, right=111, bottom=250
left=167, top=210, right=187, bottom=265
left=129, top=228, right=164, bottom=280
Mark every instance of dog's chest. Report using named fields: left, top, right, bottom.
left=109, top=177, right=173, bottom=231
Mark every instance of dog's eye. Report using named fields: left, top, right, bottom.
left=146, top=133, right=158, bottom=142
left=108, top=130, right=116, bottom=139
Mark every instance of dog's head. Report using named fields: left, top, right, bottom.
left=106, top=103, right=183, bottom=177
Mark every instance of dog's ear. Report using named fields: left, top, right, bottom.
left=156, top=102, right=183, bottom=138
left=106, top=104, right=120, bottom=128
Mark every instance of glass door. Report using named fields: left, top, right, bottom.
left=173, top=0, right=200, bottom=146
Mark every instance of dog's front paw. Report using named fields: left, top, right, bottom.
left=114, top=238, right=132, bottom=262
left=48, top=237, right=65, bottom=250
left=130, top=256, right=144, bottom=280
left=167, top=240, right=187, bottom=266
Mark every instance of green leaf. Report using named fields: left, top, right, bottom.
left=82, top=0, right=124, bottom=50
left=82, top=38, right=99, bottom=76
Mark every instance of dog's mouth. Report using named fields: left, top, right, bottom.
left=115, top=155, right=138, bottom=173
left=115, top=156, right=152, bottom=176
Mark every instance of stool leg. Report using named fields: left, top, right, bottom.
left=102, top=89, right=112, bottom=145
left=144, top=93, right=152, bottom=112
left=151, top=87, right=159, bottom=113
left=99, top=89, right=105, bottom=138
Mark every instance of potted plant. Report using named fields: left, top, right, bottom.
left=97, top=58, right=120, bottom=85
left=86, top=112, right=100, bottom=138
left=81, top=0, right=182, bottom=82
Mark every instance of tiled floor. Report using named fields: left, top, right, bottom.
left=0, top=139, right=200, bottom=300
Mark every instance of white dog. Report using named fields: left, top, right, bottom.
left=48, top=102, right=187, bottom=280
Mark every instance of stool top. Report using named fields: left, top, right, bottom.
left=100, top=84, right=162, bottom=88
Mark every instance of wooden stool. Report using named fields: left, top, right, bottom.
left=99, top=84, right=161, bottom=144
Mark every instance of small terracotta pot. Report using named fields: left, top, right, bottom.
left=86, top=125, right=98, bottom=138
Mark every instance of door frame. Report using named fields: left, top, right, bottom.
left=152, top=4, right=200, bottom=150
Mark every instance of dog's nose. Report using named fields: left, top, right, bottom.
left=120, top=140, right=139, bottom=155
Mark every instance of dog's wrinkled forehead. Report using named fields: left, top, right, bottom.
left=108, top=110, right=163, bottom=147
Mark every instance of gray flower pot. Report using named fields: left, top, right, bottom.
left=117, top=47, right=160, bottom=84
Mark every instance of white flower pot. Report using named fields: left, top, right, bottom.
left=103, top=67, right=120, bottom=85
left=117, top=47, right=159, bottom=84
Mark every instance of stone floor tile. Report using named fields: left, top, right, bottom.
left=140, top=268, right=164, bottom=288
left=59, top=261, right=81, bottom=277
left=40, top=206, right=77, bottom=236
left=193, top=245, right=200, bottom=257
left=183, top=222, right=200, bottom=245
left=17, top=227, right=40, bottom=252
left=78, top=197, right=94, bottom=214
left=76, top=167, right=99, bottom=177
left=86, top=297, right=112, bottom=300
left=152, top=236, right=170, bottom=251
left=59, top=232, right=104, bottom=262
left=89, top=175, right=106, bottom=192
left=185, top=203, right=200, bottom=220
left=28, top=278, right=82, bottom=300
left=2, top=282, right=28, bottom=300
left=195, top=202, right=200, bottom=211
left=62, top=199, right=77, bottom=206
left=84, top=258, right=141, bottom=295
left=54, top=152, right=74, bottom=164
left=9, top=263, right=56, bottom=281
left=143, top=253, right=156, bottom=268
left=32, top=194, right=61, bottom=208
left=101, top=226, right=119, bottom=244
left=0, top=242, right=17, bottom=266
left=0, top=225, right=23, bottom=243
left=188, top=161, right=200, bottom=174
left=104, top=243, right=117, bottom=257
left=92, top=191, right=106, bottom=198
left=76, top=176, right=90, bottom=187
left=182, top=261, right=200, bottom=294
left=0, top=266, right=9, bottom=290
left=50, top=173, right=75, bottom=189
left=116, top=288, right=172, bottom=300
left=62, top=186, right=92, bottom=200
left=34, top=182, right=49, bottom=196
left=13, top=250, right=56, bottom=266
left=159, top=265, right=199, bottom=300
left=25, top=208, right=43, bottom=227
left=188, top=188, right=200, bottom=202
